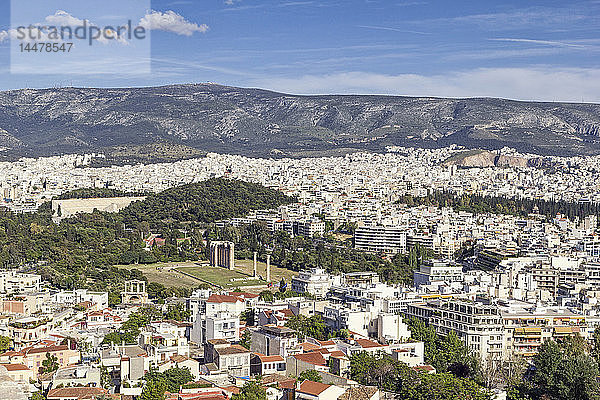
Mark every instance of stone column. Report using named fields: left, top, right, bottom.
left=253, top=252, right=258, bottom=277
left=266, top=254, right=271, bottom=282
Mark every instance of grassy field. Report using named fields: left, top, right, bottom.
left=177, top=265, right=262, bottom=288
left=119, top=262, right=203, bottom=289
left=119, top=259, right=298, bottom=291
left=233, top=259, right=297, bottom=285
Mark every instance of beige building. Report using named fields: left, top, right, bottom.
left=204, top=339, right=251, bottom=377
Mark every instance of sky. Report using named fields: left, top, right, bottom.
left=1, top=0, right=600, bottom=102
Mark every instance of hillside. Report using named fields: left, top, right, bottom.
left=0, top=84, right=599, bottom=159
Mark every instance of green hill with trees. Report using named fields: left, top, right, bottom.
left=120, top=178, right=295, bottom=226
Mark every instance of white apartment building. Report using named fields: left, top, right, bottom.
left=204, top=312, right=240, bottom=343
left=0, top=272, right=42, bottom=294
left=52, top=289, right=109, bottom=308
left=354, top=225, right=407, bottom=254
left=291, top=268, right=340, bottom=298
left=377, top=313, right=411, bottom=344
left=413, top=259, right=464, bottom=290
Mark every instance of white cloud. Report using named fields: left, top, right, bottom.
left=139, top=10, right=208, bottom=36
left=45, top=10, right=87, bottom=26
left=45, top=10, right=129, bottom=45
left=252, top=68, right=600, bottom=103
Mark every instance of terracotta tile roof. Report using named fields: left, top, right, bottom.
left=292, top=351, right=327, bottom=366
left=316, top=339, right=335, bottom=346
left=329, top=350, right=347, bottom=359
left=279, top=379, right=296, bottom=389
left=261, top=374, right=294, bottom=386
left=279, top=309, right=295, bottom=317
left=219, top=386, right=240, bottom=395
left=171, top=354, right=192, bottom=363
left=88, top=311, right=104, bottom=316
left=3, top=363, right=29, bottom=371
left=298, top=380, right=331, bottom=396
left=228, top=291, right=259, bottom=299
left=0, top=351, right=23, bottom=357
left=413, top=365, right=436, bottom=372
left=297, top=342, right=320, bottom=352
left=355, top=339, right=384, bottom=349
left=206, top=294, right=242, bottom=304
left=256, top=354, right=284, bottom=363
left=207, top=339, right=230, bottom=345
left=165, top=392, right=227, bottom=400
left=48, top=387, right=108, bottom=400
left=25, top=345, right=70, bottom=355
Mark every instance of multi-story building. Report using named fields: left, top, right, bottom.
left=52, top=289, right=109, bottom=308
left=250, top=325, right=298, bottom=358
left=191, top=311, right=240, bottom=344
left=413, top=260, right=464, bottom=290
left=354, top=225, right=407, bottom=254
left=500, top=301, right=588, bottom=358
left=0, top=272, right=42, bottom=294
left=406, top=298, right=504, bottom=362
left=204, top=339, right=251, bottom=377
left=291, top=268, right=340, bottom=298
left=284, top=219, right=326, bottom=238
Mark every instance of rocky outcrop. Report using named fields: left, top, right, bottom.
left=444, top=150, right=543, bottom=168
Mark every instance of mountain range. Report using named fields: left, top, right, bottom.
left=1, top=83, right=600, bottom=161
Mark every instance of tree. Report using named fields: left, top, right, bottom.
left=143, top=367, right=194, bottom=393
left=406, top=318, right=479, bottom=379
left=240, top=329, right=252, bottom=350
left=165, top=303, right=191, bottom=321
left=41, top=352, right=59, bottom=374
left=285, top=315, right=328, bottom=341
left=240, top=309, right=255, bottom=326
left=258, top=290, right=274, bottom=302
left=279, top=278, right=287, bottom=293
left=593, top=327, right=600, bottom=363
left=31, top=393, right=45, bottom=400
left=349, top=351, right=418, bottom=393
left=0, top=336, right=11, bottom=352
left=140, top=378, right=167, bottom=400
left=162, top=367, right=194, bottom=391
left=299, top=369, right=322, bottom=383
left=232, top=379, right=266, bottom=400
left=528, top=337, right=600, bottom=400
left=349, top=351, right=491, bottom=400
left=402, top=372, right=493, bottom=400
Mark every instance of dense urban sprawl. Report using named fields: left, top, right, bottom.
left=0, top=146, right=600, bottom=399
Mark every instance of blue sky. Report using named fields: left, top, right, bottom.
left=1, top=0, right=600, bottom=102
